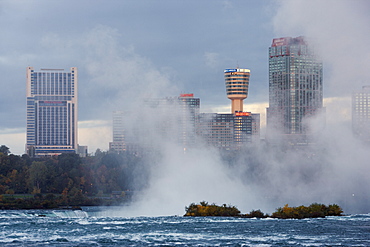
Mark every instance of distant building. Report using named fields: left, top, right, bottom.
left=195, top=67, right=260, bottom=150
left=77, top=145, right=88, bottom=157
left=224, top=67, right=260, bottom=146
left=251, top=113, right=260, bottom=142
left=112, top=94, right=200, bottom=153
left=146, top=94, right=200, bottom=150
left=178, top=94, right=200, bottom=149
left=224, top=68, right=250, bottom=113
left=352, top=86, right=370, bottom=142
left=196, top=112, right=258, bottom=150
left=26, top=67, right=78, bottom=157
left=266, top=36, right=324, bottom=143
left=109, top=111, right=126, bottom=153
left=197, top=113, right=234, bottom=149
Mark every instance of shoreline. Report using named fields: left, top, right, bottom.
left=0, top=193, right=130, bottom=210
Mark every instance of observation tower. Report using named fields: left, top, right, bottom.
left=224, top=68, right=250, bottom=113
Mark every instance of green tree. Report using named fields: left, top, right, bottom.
left=0, top=145, right=10, bottom=155
left=308, top=203, right=326, bottom=218
left=0, top=152, right=11, bottom=175
left=28, top=161, right=48, bottom=193
left=58, top=153, right=81, bottom=173
left=326, top=204, right=343, bottom=216
left=246, top=209, right=267, bottom=218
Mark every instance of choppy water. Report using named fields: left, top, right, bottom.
left=0, top=207, right=369, bottom=246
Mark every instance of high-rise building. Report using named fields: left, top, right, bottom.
left=352, top=86, right=370, bottom=142
left=115, top=94, right=200, bottom=153
left=266, top=36, right=323, bottom=142
left=145, top=94, right=200, bottom=145
left=178, top=94, right=200, bottom=149
left=251, top=113, right=260, bottom=142
left=109, top=111, right=126, bottom=152
left=224, top=68, right=250, bottom=113
left=26, top=67, right=78, bottom=157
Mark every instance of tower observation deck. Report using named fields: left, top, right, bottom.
left=224, top=68, right=250, bottom=113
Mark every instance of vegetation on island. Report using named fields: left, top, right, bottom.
left=271, top=203, right=343, bottom=219
left=0, top=145, right=148, bottom=209
left=184, top=201, right=241, bottom=217
left=184, top=202, right=343, bottom=219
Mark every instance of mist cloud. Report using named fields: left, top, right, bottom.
left=123, top=0, right=370, bottom=216
left=258, top=0, right=370, bottom=213
left=272, top=0, right=370, bottom=97
left=38, top=24, right=179, bottom=121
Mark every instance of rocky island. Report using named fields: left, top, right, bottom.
left=184, top=201, right=343, bottom=219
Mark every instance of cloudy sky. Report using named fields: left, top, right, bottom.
left=0, top=0, right=369, bottom=154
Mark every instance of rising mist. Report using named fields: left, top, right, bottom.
left=93, top=0, right=370, bottom=216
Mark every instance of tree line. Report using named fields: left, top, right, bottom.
left=0, top=145, right=148, bottom=206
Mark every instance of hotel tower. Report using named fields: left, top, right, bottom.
left=266, top=37, right=323, bottom=142
left=26, top=67, right=78, bottom=157
left=224, top=68, right=250, bottom=113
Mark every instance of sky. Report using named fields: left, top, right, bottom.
left=0, top=0, right=369, bottom=155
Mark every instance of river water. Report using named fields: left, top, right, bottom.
left=0, top=207, right=369, bottom=246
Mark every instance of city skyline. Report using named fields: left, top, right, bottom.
left=0, top=0, right=369, bottom=154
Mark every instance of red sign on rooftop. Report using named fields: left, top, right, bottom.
left=272, top=37, right=290, bottom=47
left=272, top=36, right=306, bottom=47
left=235, top=112, right=251, bottom=116
left=180, top=94, right=194, bottom=97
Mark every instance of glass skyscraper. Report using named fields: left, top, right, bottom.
left=266, top=37, right=323, bottom=142
left=26, top=67, right=78, bottom=157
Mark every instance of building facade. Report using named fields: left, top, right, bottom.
left=266, top=36, right=323, bottom=142
left=196, top=112, right=257, bottom=150
left=352, top=86, right=370, bottom=143
left=197, top=113, right=234, bottom=149
left=26, top=67, right=78, bottom=157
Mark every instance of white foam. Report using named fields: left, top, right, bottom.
left=52, top=210, right=88, bottom=218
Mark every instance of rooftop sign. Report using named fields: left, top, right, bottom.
left=272, top=36, right=306, bottom=47
left=180, top=93, right=194, bottom=97
left=272, top=37, right=290, bottom=47
left=235, top=112, right=251, bottom=116
left=224, top=68, right=250, bottom=73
